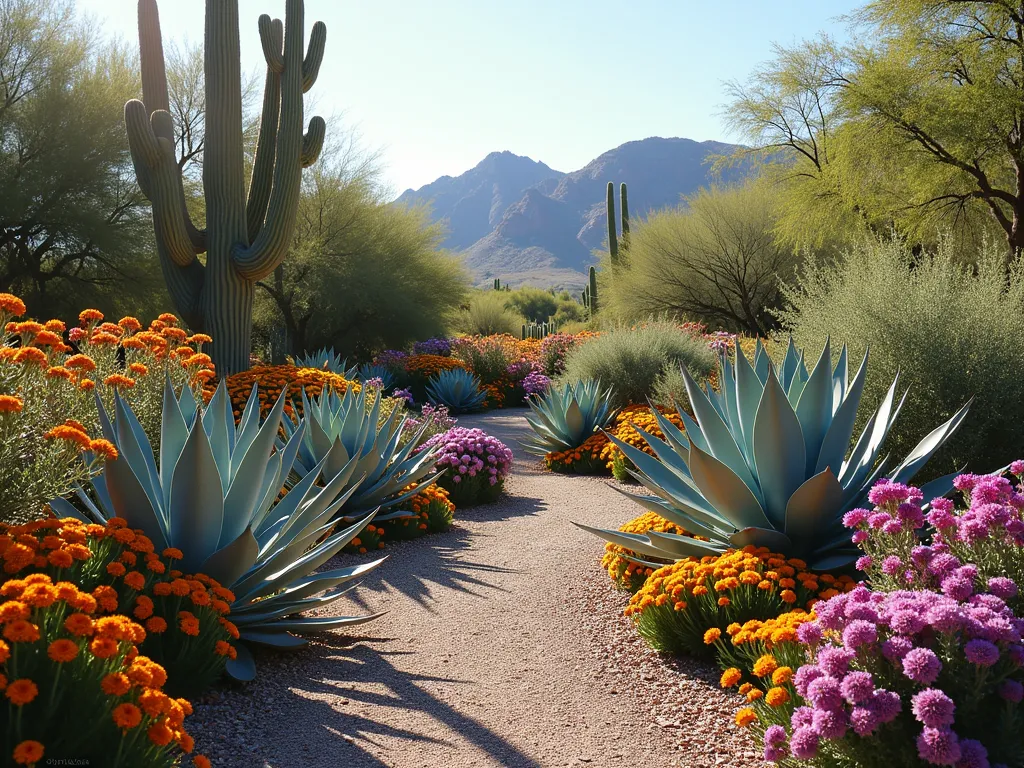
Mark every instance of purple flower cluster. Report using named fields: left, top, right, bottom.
left=413, top=337, right=452, bottom=356
left=770, top=585, right=1024, bottom=766
left=404, top=403, right=457, bottom=440
left=374, top=349, right=408, bottom=370
left=521, top=370, right=551, bottom=397
left=417, top=427, right=513, bottom=487
left=539, top=333, right=578, bottom=376
left=706, top=330, right=737, bottom=353
left=392, top=387, right=414, bottom=405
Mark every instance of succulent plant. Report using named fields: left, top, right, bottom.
left=425, top=369, right=488, bottom=414
left=295, top=346, right=356, bottom=376
left=575, top=339, right=971, bottom=571
left=50, top=377, right=385, bottom=680
left=522, top=379, right=618, bottom=456
left=280, top=385, right=442, bottom=521
left=357, top=363, right=396, bottom=390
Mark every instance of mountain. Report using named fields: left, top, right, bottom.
left=394, top=137, right=746, bottom=289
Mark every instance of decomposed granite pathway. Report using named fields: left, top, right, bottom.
left=191, top=410, right=757, bottom=768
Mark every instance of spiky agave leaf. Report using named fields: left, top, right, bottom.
left=576, top=339, right=970, bottom=570
left=425, top=368, right=488, bottom=413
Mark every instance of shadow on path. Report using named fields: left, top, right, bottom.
left=256, top=636, right=541, bottom=768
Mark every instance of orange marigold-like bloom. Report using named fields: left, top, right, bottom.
left=157, top=313, right=178, bottom=326
left=719, top=668, right=742, bottom=688
left=92, top=585, right=118, bottom=611
left=79, top=378, right=95, bottom=391
left=193, top=756, right=212, bottom=768
left=12, top=740, right=43, bottom=766
left=139, top=688, right=169, bottom=717
left=78, top=309, right=103, bottom=325
left=0, top=600, right=29, bottom=621
left=43, top=425, right=91, bottom=449
left=89, top=439, right=118, bottom=461
left=0, top=294, right=26, bottom=317
left=64, top=354, right=97, bottom=371
left=3, top=620, right=39, bottom=643
left=133, top=596, right=154, bottom=620
left=103, top=374, right=135, bottom=389
left=128, top=362, right=148, bottom=376
left=32, top=330, right=63, bottom=347
left=118, top=316, right=142, bottom=333
left=771, top=666, right=794, bottom=686
left=162, top=547, right=183, bottom=560
left=47, top=638, right=79, bottom=663
left=43, top=319, right=65, bottom=332
left=64, top=613, right=94, bottom=637
left=752, top=654, right=778, bottom=678
left=145, top=616, right=167, bottom=634
left=735, top=707, right=758, bottom=727
left=13, top=347, right=46, bottom=366
left=147, top=720, right=174, bottom=746
left=219, top=618, right=239, bottom=639
left=765, top=687, right=790, bottom=707
left=89, top=636, right=119, bottom=659
left=704, top=628, right=722, bottom=645
left=0, top=395, right=23, bottom=413
left=101, top=672, right=131, bottom=696
left=90, top=331, right=119, bottom=346
left=112, top=702, right=142, bottom=731
left=123, top=571, right=145, bottom=591
left=0, top=640, right=9, bottom=664
left=188, top=334, right=212, bottom=345
left=5, top=678, right=38, bottom=705
left=46, top=549, right=73, bottom=568
left=177, top=732, right=194, bottom=753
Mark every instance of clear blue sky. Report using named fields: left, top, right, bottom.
left=79, top=0, right=859, bottom=195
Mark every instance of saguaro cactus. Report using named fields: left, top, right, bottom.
left=606, top=181, right=619, bottom=265
left=125, top=0, right=327, bottom=375
left=619, top=182, right=629, bottom=250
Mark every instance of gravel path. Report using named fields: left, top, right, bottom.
left=192, top=410, right=755, bottom=768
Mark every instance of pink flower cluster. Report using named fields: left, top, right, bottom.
left=417, top=427, right=513, bottom=487
left=770, top=585, right=1024, bottom=766
left=521, top=370, right=550, bottom=397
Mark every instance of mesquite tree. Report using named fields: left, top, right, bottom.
left=124, top=0, right=326, bottom=374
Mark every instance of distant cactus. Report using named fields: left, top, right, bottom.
left=619, top=182, right=630, bottom=250
left=606, top=182, right=619, bottom=265
left=588, top=266, right=598, bottom=315
left=494, top=278, right=501, bottom=290
left=125, top=0, right=327, bottom=375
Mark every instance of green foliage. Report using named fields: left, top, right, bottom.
left=552, top=295, right=586, bottom=326
left=58, top=380, right=385, bottom=680
left=724, top=2, right=1024, bottom=258
left=505, top=286, right=558, bottom=323
left=294, top=347, right=354, bottom=375
left=651, top=364, right=694, bottom=413
left=255, top=140, right=470, bottom=360
left=559, top=321, right=716, bottom=409
left=426, top=369, right=488, bottom=413
left=523, top=380, right=618, bottom=455
left=577, top=337, right=969, bottom=570
left=779, top=234, right=1024, bottom=474
left=454, top=291, right=525, bottom=336
left=0, top=0, right=164, bottom=321
left=604, top=181, right=803, bottom=335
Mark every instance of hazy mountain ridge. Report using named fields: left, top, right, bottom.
left=395, top=137, right=745, bottom=289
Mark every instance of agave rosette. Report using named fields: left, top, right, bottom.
left=280, top=385, right=442, bottom=521
left=295, top=346, right=356, bottom=377
left=356, top=362, right=397, bottom=390
left=522, top=379, right=618, bottom=456
left=575, top=339, right=970, bottom=570
left=425, top=368, right=488, bottom=413
left=51, top=377, right=385, bottom=680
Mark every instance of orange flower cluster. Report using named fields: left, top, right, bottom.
left=347, top=522, right=386, bottom=555
left=600, top=511, right=693, bottom=592
left=1, top=516, right=235, bottom=698
left=403, top=354, right=466, bottom=380
left=43, top=420, right=117, bottom=462
left=215, top=365, right=361, bottom=420
left=725, top=609, right=816, bottom=649
left=0, top=567, right=205, bottom=765
left=350, top=483, right=457, bottom=551
left=544, top=405, right=683, bottom=475
left=622, top=546, right=855, bottom=658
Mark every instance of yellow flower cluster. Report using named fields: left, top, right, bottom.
left=726, top=609, right=817, bottom=649
left=600, top=512, right=692, bottom=592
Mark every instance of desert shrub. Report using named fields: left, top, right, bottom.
left=505, top=286, right=558, bottom=323
left=552, top=296, right=587, bottom=327
left=779, top=235, right=1024, bottom=474
left=651, top=364, right=692, bottom=412
left=559, top=321, right=716, bottom=408
left=456, top=292, right=525, bottom=336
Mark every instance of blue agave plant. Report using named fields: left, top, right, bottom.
left=295, top=346, right=356, bottom=377
left=426, top=368, right=488, bottom=413
left=51, top=377, right=385, bottom=681
left=357, top=362, right=396, bottom=391
left=575, top=339, right=970, bottom=571
left=522, top=379, right=617, bottom=456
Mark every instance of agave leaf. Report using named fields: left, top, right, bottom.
left=103, top=442, right=167, bottom=549
left=200, top=525, right=259, bottom=587
left=752, top=366, right=806, bottom=530
left=687, top=442, right=773, bottom=531
left=890, top=399, right=972, bottom=486
left=611, top=484, right=729, bottom=540
left=168, top=415, right=225, bottom=572
left=48, top=497, right=90, bottom=522
left=232, top=584, right=363, bottom=624
left=918, top=468, right=967, bottom=503
left=645, top=530, right=724, bottom=558
left=681, top=365, right=761, bottom=498
left=810, top=551, right=859, bottom=571
left=262, top=612, right=386, bottom=633
left=753, top=338, right=770, bottom=383
left=729, top=526, right=794, bottom=551
left=204, top=380, right=233, bottom=482
left=113, top=391, right=162, bottom=515
left=832, top=344, right=848, bottom=414
left=732, top=342, right=763, bottom=467
left=815, top=349, right=869, bottom=476
left=572, top=521, right=705, bottom=560
left=234, top=560, right=385, bottom=609
left=648, top=405, right=691, bottom=455
left=794, top=338, right=834, bottom=477
left=780, top=337, right=800, bottom=392
left=784, top=469, right=844, bottom=550
left=604, top=432, right=709, bottom=509
left=238, top=630, right=308, bottom=648
left=225, top=643, right=257, bottom=681
left=232, top=383, right=263, bottom=460
left=159, top=374, right=189, bottom=508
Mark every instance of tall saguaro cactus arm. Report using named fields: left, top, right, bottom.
left=606, top=181, right=619, bottom=264
left=125, top=0, right=328, bottom=375
left=234, top=1, right=327, bottom=282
